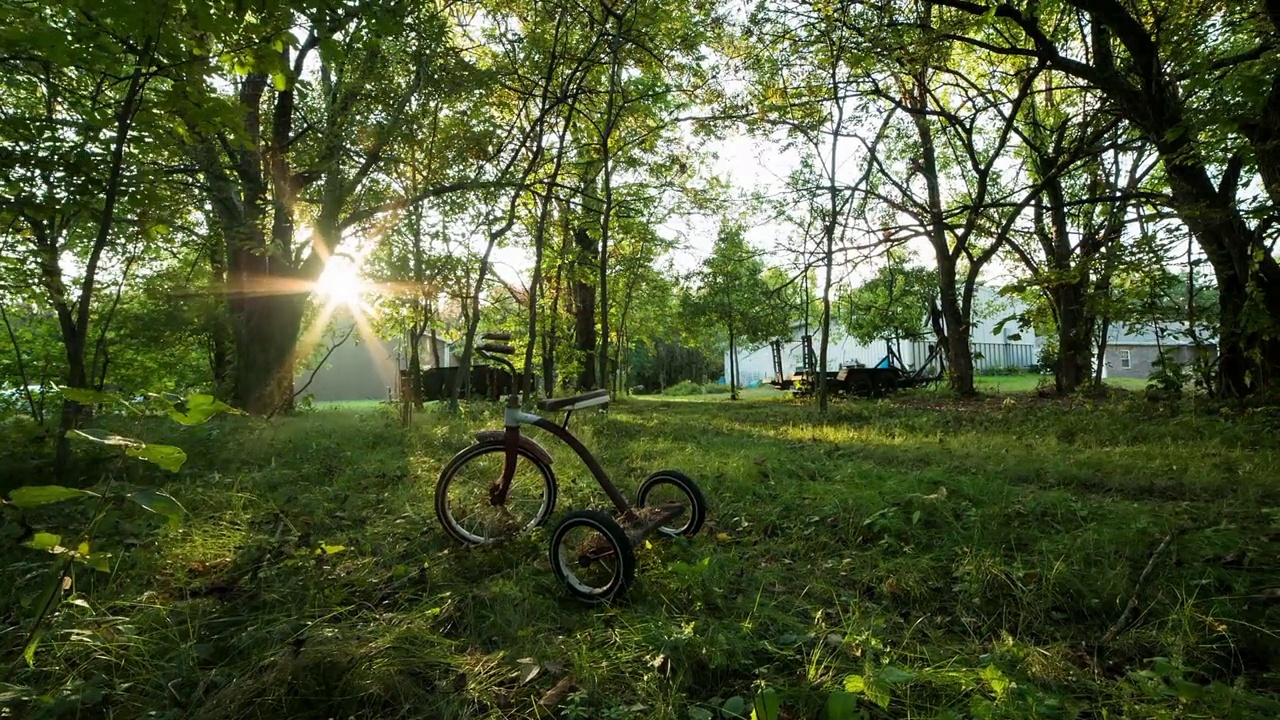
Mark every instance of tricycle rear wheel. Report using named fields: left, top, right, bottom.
left=549, top=509, right=635, bottom=603
left=636, top=470, right=707, bottom=538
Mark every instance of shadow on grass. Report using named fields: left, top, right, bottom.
left=2, top=397, right=1277, bottom=719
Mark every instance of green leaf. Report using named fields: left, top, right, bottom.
left=980, top=664, right=1010, bottom=700
left=129, top=490, right=185, bottom=525
left=57, top=386, right=117, bottom=404
left=751, top=688, right=781, bottom=720
left=315, top=543, right=346, bottom=555
left=825, top=691, right=859, bottom=720
left=8, top=485, right=96, bottom=508
left=722, top=695, right=747, bottom=718
left=23, top=630, right=42, bottom=667
left=126, top=444, right=187, bottom=472
left=864, top=678, right=890, bottom=710
left=843, top=675, right=866, bottom=694
left=271, top=71, right=288, bottom=91
left=25, top=532, right=63, bottom=553
left=83, top=553, right=111, bottom=572
left=877, top=666, right=914, bottom=685
left=165, top=394, right=237, bottom=425
left=689, top=709, right=714, bottom=720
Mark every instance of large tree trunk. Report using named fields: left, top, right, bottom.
left=230, top=294, right=307, bottom=415
left=940, top=279, right=975, bottom=395
left=1055, top=282, right=1093, bottom=394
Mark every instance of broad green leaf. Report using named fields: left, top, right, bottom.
left=81, top=553, right=111, bottom=572
left=315, top=543, right=346, bottom=555
left=25, top=532, right=63, bottom=553
left=722, top=695, right=747, bottom=718
left=166, top=394, right=237, bottom=425
left=126, top=444, right=187, bottom=472
left=877, top=666, right=914, bottom=685
left=8, top=485, right=96, bottom=508
left=864, top=678, right=890, bottom=709
left=57, top=386, right=117, bottom=404
left=129, top=490, right=185, bottom=524
left=751, top=688, right=780, bottom=720
left=843, top=675, right=865, bottom=693
left=825, top=692, right=859, bottom=720
left=980, top=664, right=1009, bottom=699
left=689, top=709, right=714, bottom=720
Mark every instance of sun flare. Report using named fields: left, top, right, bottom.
left=314, top=255, right=366, bottom=308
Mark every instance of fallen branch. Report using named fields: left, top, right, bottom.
left=1100, top=530, right=1178, bottom=645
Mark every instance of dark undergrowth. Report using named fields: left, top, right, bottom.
left=1, top=392, right=1277, bottom=719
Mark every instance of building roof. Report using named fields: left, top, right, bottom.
left=1105, top=321, right=1214, bottom=347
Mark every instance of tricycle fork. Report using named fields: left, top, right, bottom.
left=489, top=425, right=522, bottom=506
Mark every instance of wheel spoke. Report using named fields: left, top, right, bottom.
left=438, top=446, right=554, bottom=544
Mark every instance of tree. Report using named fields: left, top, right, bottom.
left=927, top=0, right=1280, bottom=396
left=0, top=0, right=200, bottom=465
left=684, top=223, right=789, bottom=399
left=177, top=0, right=503, bottom=414
left=840, top=251, right=939, bottom=348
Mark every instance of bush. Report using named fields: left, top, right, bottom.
left=1147, top=354, right=1189, bottom=398
left=662, top=380, right=706, bottom=396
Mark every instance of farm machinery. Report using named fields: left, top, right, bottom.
left=767, top=335, right=944, bottom=399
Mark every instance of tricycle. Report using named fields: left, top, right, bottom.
left=434, top=333, right=708, bottom=603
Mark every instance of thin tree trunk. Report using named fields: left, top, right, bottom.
left=0, top=301, right=40, bottom=422
left=732, top=324, right=742, bottom=397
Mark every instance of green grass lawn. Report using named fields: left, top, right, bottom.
left=971, top=373, right=1150, bottom=394
left=3, top=395, right=1277, bottom=719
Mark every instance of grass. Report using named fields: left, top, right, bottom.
left=2, top=392, right=1278, bottom=719
left=971, top=373, right=1149, bottom=394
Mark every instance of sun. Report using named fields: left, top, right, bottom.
left=314, top=254, right=366, bottom=307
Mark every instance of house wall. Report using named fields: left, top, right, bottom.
left=294, top=314, right=454, bottom=402
left=728, top=334, right=1038, bottom=386
left=297, top=334, right=401, bottom=402
left=1103, top=344, right=1200, bottom=379
left=726, top=286, right=1037, bottom=385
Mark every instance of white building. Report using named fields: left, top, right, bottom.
left=725, top=286, right=1038, bottom=385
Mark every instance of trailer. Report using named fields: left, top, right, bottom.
left=768, top=337, right=944, bottom=399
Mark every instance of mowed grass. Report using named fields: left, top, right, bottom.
left=2, top=392, right=1278, bottom=719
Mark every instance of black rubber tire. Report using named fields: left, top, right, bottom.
left=435, top=441, right=557, bottom=546
left=636, top=469, right=707, bottom=538
left=549, top=509, right=636, bottom=604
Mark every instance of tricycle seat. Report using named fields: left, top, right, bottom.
left=539, top=388, right=611, bottom=412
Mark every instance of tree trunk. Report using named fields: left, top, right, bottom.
left=408, top=323, right=423, bottom=409
left=231, top=294, right=308, bottom=415
left=728, top=325, right=738, bottom=400
left=1055, top=283, right=1093, bottom=394
left=909, top=45, right=976, bottom=397
left=573, top=224, right=598, bottom=390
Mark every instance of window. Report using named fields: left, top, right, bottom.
left=1120, top=349, right=1132, bottom=369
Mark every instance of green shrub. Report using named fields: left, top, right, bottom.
left=663, top=380, right=707, bottom=395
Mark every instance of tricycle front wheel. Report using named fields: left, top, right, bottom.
left=636, top=470, right=707, bottom=538
left=435, top=441, right=557, bottom=545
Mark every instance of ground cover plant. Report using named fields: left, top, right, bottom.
left=2, top=391, right=1276, bottom=719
